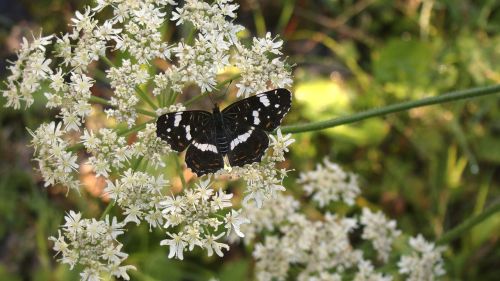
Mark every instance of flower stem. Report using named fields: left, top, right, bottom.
left=89, top=96, right=111, bottom=106
left=281, top=84, right=500, bottom=134
left=174, top=156, right=187, bottom=190
left=99, top=201, right=115, bottom=220
left=437, top=199, right=500, bottom=245
left=136, top=86, right=158, bottom=110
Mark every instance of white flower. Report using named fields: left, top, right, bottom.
left=268, top=129, right=295, bottom=161
left=398, top=235, right=446, bottom=281
left=203, top=233, right=229, bottom=257
left=212, top=190, right=233, bottom=210
left=298, top=158, right=360, bottom=207
left=224, top=210, right=250, bottom=238
left=360, top=208, right=401, bottom=262
left=160, top=232, right=187, bottom=260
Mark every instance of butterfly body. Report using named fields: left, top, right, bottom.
left=157, top=88, right=291, bottom=176
left=212, top=106, right=231, bottom=155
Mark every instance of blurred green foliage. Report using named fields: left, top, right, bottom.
left=1, top=0, right=499, bottom=280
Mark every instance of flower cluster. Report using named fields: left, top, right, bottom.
left=28, top=122, right=79, bottom=191
left=218, top=129, right=294, bottom=208
left=234, top=32, right=293, bottom=98
left=159, top=178, right=249, bottom=259
left=240, top=161, right=446, bottom=281
left=298, top=158, right=360, bottom=207
left=105, top=59, right=149, bottom=126
left=82, top=128, right=133, bottom=178
left=131, top=123, right=173, bottom=168
left=3, top=34, right=53, bottom=109
left=360, top=207, right=401, bottom=262
left=105, top=169, right=169, bottom=228
left=398, top=235, right=446, bottom=281
left=49, top=211, right=135, bottom=280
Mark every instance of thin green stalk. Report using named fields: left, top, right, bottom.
left=252, top=1, right=266, bottom=37
left=136, top=86, right=158, bottom=110
left=175, top=156, right=187, bottom=190
left=281, top=84, right=500, bottom=134
left=276, top=0, right=296, bottom=34
left=437, top=199, right=500, bottom=245
left=99, top=201, right=115, bottom=220
left=167, top=91, right=179, bottom=107
left=100, top=56, right=115, bottom=68
left=137, top=108, right=157, bottom=117
left=118, top=120, right=154, bottom=136
left=89, top=95, right=112, bottom=106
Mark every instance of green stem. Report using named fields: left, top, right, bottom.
left=252, top=1, right=267, bottom=37
left=99, top=201, right=115, bottom=220
left=281, top=84, right=500, bottom=134
left=137, top=108, right=157, bottom=117
left=100, top=56, right=115, bottom=68
left=136, top=86, right=158, bottom=110
left=174, top=156, right=187, bottom=189
left=118, top=120, right=154, bottom=137
left=89, top=95, right=112, bottom=106
left=437, top=199, right=500, bottom=245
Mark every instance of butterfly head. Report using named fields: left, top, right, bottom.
left=212, top=104, right=220, bottom=113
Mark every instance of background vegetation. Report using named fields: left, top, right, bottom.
left=0, top=0, right=499, bottom=280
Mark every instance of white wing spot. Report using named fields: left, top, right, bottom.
left=174, top=113, right=182, bottom=127
left=167, top=128, right=171, bottom=132
left=274, top=104, right=279, bottom=108
left=230, top=128, right=254, bottom=150
left=253, top=110, right=260, bottom=125
left=186, top=125, right=191, bottom=140
left=259, top=95, right=270, bottom=107
left=192, top=141, right=218, bottom=153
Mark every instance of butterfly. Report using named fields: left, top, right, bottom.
left=156, top=88, right=292, bottom=176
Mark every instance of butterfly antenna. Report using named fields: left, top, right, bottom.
left=207, top=91, right=217, bottom=107
left=220, top=80, right=233, bottom=98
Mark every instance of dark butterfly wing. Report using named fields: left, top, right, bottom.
left=227, top=126, right=269, bottom=167
left=185, top=129, right=224, bottom=176
left=221, top=88, right=292, bottom=132
left=157, top=110, right=223, bottom=176
left=156, top=110, right=212, bottom=152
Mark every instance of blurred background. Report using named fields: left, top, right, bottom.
left=1, top=0, right=499, bottom=280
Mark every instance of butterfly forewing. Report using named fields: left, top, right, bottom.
left=156, top=110, right=212, bottom=151
left=222, top=88, right=292, bottom=131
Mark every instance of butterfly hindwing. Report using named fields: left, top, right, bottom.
left=227, top=126, right=269, bottom=167
left=222, top=88, right=292, bottom=132
left=156, top=110, right=212, bottom=152
left=185, top=127, right=224, bottom=176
